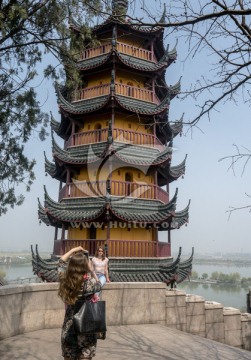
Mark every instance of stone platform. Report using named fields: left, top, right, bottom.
left=0, top=324, right=251, bottom=360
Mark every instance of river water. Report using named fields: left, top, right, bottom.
left=179, top=263, right=251, bottom=312
left=1, top=262, right=251, bottom=312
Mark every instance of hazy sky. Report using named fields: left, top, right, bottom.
left=1, top=1, right=251, bottom=255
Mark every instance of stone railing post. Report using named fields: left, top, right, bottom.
left=241, top=312, right=251, bottom=350
left=205, top=301, right=224, bottom=343
left=165, top=289, right=187, bottom=331
left=186, top=294, right=206, bottom=337
left=223, top=307, right=242, bottom=348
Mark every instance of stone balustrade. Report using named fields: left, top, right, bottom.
left=1, top=283, right=251, bottom=351
left=165, top=289, right=251, bottom=350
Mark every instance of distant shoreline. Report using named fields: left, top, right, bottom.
left=193, top=259, right=251, bottom=267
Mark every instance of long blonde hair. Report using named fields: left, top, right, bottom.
left=58, top=252, right=90, bottom=304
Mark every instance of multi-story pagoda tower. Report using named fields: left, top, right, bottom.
left=38, top=0, right=191, bottom=282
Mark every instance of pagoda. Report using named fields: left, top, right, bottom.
left=37, top=0, right=192, bottom=284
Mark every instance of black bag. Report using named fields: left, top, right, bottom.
left=73, top=300, right=106, bottom=334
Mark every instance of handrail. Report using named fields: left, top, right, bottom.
left=72, top=83, right=110, bottom=102
left=78, top=41, right=157, bottom=63
left=63, top=238, right=170, bottom=257
left=59, top=180, right=169, bottom=203
left=65, top=127, right=164, bottom=149
left=72, top=82, right=160, bottom=104
left=116, top=41, right=157, bottom=63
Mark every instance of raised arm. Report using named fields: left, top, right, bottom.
left=105, top=259, right=110, bottom=282
left=60, top=246, right=87, bottom=262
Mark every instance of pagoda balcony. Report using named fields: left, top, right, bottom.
left=59, top=180, right=169, bottom=203
left=79, top=41, right=157, bottom=63
left=54, top=239, right=170, bottom=257
left=65, top=127, right=164, bottom=149
left=72, top=82, right=161, bottom=104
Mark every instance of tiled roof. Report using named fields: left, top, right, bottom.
left=158, top=155, right=187, bottom=185
left=112, top=141, right=172, bottom=166
left=38, top=188, right=179, bottom=225
left=76, top=53, right=112, bottom=71
left=158, top=156, right=187, bottom=187
left=170, top=117, right=183, bottom=137
left=52, top=134, right=108, bottom=165
left=56, top=85, right=170, bottom=116
left=114, top=45, right=176, bottom=72
left=168, top=155, right=187, bottom=181
left=115, top=94, right=169, bottom=115
left=50, top=137, right=172, bottom=168
left=169, top=200, right=190, bottom=230
left=57, top=87, right=110, bottom=115
left=109, top=189, right=178, bottom=223
left=31, top=245, right=193, bottom=285
left=160, top=118, right=183, bottom=142
left=50, top=112, right=60, bottom=133
left=75, top=47, right=177, bottom=74
left=175, top=247, right=194, bottom=284
left=169, top=79, right=181, bottom=100
left=39, top=187, right=107, bottom=225
left=38, top=198, right=50, bottom=226
left=44, top=152, right=66, bottom=181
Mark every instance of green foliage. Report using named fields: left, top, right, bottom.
left=190, top=270, right=199, bottom=280
left=0, top=0, right=107, bottom=215
left=211, top=271, right=219, bottom=280
left=201, top=273, right=208, bottom=280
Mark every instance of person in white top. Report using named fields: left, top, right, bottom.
left=90, top=246, right=110, bottom=290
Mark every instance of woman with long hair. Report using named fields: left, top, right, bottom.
left=90, top=246, right=110, bottom=293
left=58, top=246, right=101, bottom=360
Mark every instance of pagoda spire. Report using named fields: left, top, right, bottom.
left=112, top=0, right=128, bottom=17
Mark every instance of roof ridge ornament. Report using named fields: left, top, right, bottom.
left=159, top=3, right=167, bottom=24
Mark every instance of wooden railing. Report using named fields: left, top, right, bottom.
left=60, top=239, right=170, bottom=257
left=65, top=128, right=109, bottom=148
left=114, top=128, right=164, bottom=147
left=115, top=82, right=160, bottom=104
left=59, top=180, right=169, bottom=203
left=79, top=43, right=112, bottom=60
left=116, top=41, right=157, bottom=62
left=72, top=82, right=160, bottom=104
left=72, top=83, right=110, bottom=102
left=78, top=41, right=157, bottom=63
left=65, top=127, right=164, bottom=149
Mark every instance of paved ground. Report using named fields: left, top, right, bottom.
left=0, top=325, right=251, bottom=360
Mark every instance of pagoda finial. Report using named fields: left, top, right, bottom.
left=112, top=0, right=128, bottom=17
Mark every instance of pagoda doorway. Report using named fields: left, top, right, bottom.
left=94, top=123, right=102, bottom=142
left=125, top=171, right=133, bottom=197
